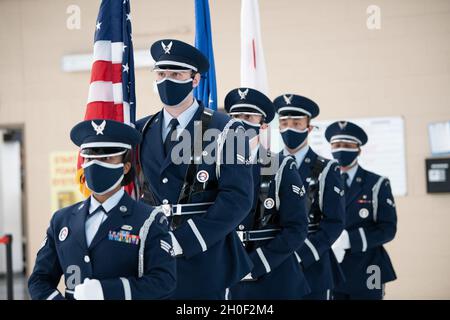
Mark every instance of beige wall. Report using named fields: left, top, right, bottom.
left=1, top=0, right=449, bottom=299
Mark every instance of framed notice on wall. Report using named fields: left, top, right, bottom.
left=49, top=151, right=85, bottom=214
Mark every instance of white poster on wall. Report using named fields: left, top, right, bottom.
left=428, top=121, right=450, bottom=156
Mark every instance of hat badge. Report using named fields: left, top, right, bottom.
left=338, top=121, right=348, bottom=130
left=161, top=41, right=173, bottom=54
left=91, top=120, right=106, bottom=135
left=283, top=94, right=293, bottom=105
left=238, top=88, right=249, bottom=100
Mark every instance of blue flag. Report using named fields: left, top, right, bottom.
left=194, top=0, right=218, bottom=110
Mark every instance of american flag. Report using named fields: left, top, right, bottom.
left=76, top=0, right=136, bottom=197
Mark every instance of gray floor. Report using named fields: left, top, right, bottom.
left=0, top=273, right=29, bottom=300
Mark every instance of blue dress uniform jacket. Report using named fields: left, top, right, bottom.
left=231, top=152, right=310, bottom=299
left=335, top=166, right=397, bottom=293
left=28, top=193, right=177, bottom=300
left=294, top=148, right=346, bottom=295
left=136, top=102, right=254, bottom=299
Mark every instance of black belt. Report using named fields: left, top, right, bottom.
left=159, top=202, right=214, bottom=217
left=236, top=229, right=280, bottom=242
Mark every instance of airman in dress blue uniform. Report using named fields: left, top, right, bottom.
left=325, top=121, right=397, bottom=300
left=224, top=88, right=310, bottom=299
left=28, top=119, right=177, bottom=300
left=274, top=94, right=346, bottom=300
left=136, top=39, right=254, bottom=299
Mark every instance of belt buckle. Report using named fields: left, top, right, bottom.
left=236, top=230, right=248, bottom=243
left=161, top=204, right=172, bottom=217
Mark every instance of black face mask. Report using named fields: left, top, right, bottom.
left=332, top=148, right=360, bottom=167
left=156, top=78, right=193, bottom=106
left=82, top=160, right=124, bottom=195
left=280, top=127, right=309, bottom=149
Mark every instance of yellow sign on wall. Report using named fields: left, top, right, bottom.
left=50, top=151, right=85, bottom=213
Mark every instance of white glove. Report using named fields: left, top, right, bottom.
left=341, top=229, right=352, bottom=249
left=241, top=273, right=255, bottom=281
left=332, top=245, right=346, bottom=263
left=74, top=278, right=104, bottom=300
left=169, top=232, right=183, bottom=256
left=332, top=230, right=351, bottom=263
left=333, top=230, right=350, bottom=250
left=340, top=230, right=351, bottom=249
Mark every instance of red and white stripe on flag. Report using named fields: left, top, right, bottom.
left=85, top=40, right=131, bottom=124
left=76, top=0, right=136, bottom=198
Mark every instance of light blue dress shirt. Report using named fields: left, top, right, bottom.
left=283, top=145, right=310, bottom=168
left=86, top=188, right=125, bottom=247
left=342, top=164, right=359, bottom=187
left=162, top=99, right=199, bottom=142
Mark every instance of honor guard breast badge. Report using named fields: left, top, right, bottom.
left=58, top=227, right=69, bottom=242
left=359, top=208, right=369, bottom=219
left=196, top=170, right=209, bottom=183
left=264, top=198, right=275, bottom=210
